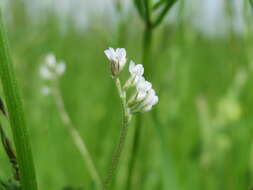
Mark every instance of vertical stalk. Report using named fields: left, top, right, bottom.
left=53, top=82, right=102, bottom=189
left=103, top=78, right=131, bottom=190
left=0, top=9, right=38, bottom=190
left=126, top=25, right=153, bottom=189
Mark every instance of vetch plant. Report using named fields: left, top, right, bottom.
left=103, top=47, right=158, bottom=189
left=40, top=54, right=102, bottom=189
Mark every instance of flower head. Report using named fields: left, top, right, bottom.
left=40, top=53, right=66, bottom=80
left=126, top=63, right=158, bottom=113
left=104, top=47, right=158, bottom=114
left=104, top=47, right=127, bottom=75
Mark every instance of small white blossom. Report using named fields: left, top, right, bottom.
left=140, top=89, right=159, bottom=112
left=104, top=47, right=127, bottom=75
left=124, top=61, right=144, bottom=89
left=40, top=66, right=53, bottom=79
left=56, top=61, right=66, bottom=75
left=128, top=74, right=158, bottom=113
left=45, top=53, right=57, bottom=67
left=40, top=53, right=66, bottom=80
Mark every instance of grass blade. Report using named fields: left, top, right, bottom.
left=0, top=9, right=38, bottom=190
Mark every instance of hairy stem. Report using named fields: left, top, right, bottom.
left=53, top=83, right=102, bottom=189
left=0, top=9, right=38, bottom=190
left=103, top=78, right=130, bottom=190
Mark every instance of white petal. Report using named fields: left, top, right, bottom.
left=40, top=66, right=53, bottom=79
left=135, top=64, right=144, bottom=76
left=136, top=90, right=147, bottom=101
left=137, top=78, right=152, bottom=91
left=129, top=61, right=136, bottom=73
left=104, top=47, right=116, bottom=61
left=56, top=62, right=66, bottom=75
left=142, top=105, right=153, bottom=112
left=142, top=89, right=156, bottom=105
left=46, top=54, right=56, bottom=67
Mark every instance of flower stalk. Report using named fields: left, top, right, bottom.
left=39, top=54, right=102, bottom=189
left=0, top=9, right=38, bottom=190
left=103, top=47, right=158, bottom=189
left=103, top=77, right=131, bottom=190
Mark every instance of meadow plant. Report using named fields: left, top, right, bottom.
left=40, top=54, right=102, bottom=189
left=103, top=47, right=158, bottom=189
left=0, top=9, right=38, bottom=190
left=128, top=1, right=178, bottom=188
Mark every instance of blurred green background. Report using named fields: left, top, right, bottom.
left=1, top=0, right=253, bottom=189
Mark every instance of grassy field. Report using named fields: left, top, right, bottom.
left=1, top=1, right=253, bottom=190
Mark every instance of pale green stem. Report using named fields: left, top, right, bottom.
left=103, top=77, right=131, bottom=190
left=52, top=82, right=102, bottom=189
left=0, top=9, right=38, bottom=190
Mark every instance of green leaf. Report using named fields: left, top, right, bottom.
left=152, top=0, right=178, bottom=28
left=0, top=8, right=38, bottom=190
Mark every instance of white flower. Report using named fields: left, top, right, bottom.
left=40, top=65, right=53, bottom=79
left=129, top=61, right=144, bottom=84
left=40, top=53, right=66, bottom=80
left=141, top=89, right=159, bottom=112
left=135, top=77, right=152, bottom=101
left=45, top=53, right=57, bottom=67
left=124, top=61, right=144, bottom=89
left=128, top=76, right=158, bottom=113
left=56, top=61, right=66, bottom=75
left=104, top=47, right=127, bottom=75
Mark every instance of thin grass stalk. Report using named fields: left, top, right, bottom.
left=0, top=9, right=38, bottom=190
left=103, top=78, right=130, bottom=190
left=52, top=82, right=102, bottom=189
left=126, top=23, right=153, bottom=190
left=152, top=0, right=178, bottom=29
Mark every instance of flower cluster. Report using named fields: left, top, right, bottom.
left=40, top=54, right=66, bottom=80
left=40, top=53, right=66, bottom=95
left=104, top=47, right=158, bottom=113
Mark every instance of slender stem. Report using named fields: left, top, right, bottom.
left=52, top=83, right=102, bottom=189
left=126, top=25, right=153, bottom=190
left=103, top=78, right=130, bottom=190
left=0, top=9, right=38, bottom=190
left=152, top=0, right=178, bottom=29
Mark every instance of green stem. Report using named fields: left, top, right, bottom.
left=152, top=0, right=178, bottom=29
left=103, top=78, right=130, bottom=190
left=126, top=25, right=153, bottom=190
left=0, top=9, right=38, bottom=190
left=53, top=83, right=102, bottom=189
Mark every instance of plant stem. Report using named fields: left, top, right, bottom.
left=53, top=83, right=102, bottom=189
left=0, top=10, right=38, bottom=190
left=103, top=78, right=130, bottom=190
left=126, top=24, right=153, bottom=190
left=0, top=121, right=20, bottom=181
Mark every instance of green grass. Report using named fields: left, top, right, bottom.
left=0, top=2, right=253, bottom=190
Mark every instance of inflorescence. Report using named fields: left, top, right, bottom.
left=104, top=47, right=158, bottom=114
